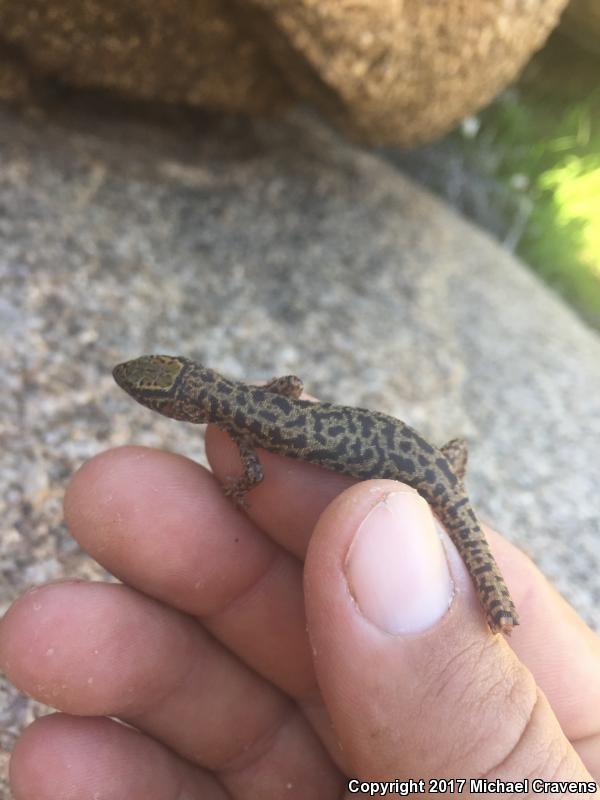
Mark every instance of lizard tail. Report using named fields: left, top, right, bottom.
left=443, top=496, right=519, bottom=634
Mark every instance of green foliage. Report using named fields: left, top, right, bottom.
left=475, top=72, right=600, bottom=328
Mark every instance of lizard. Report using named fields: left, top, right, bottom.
left=113, top=354, right=519, bottom=634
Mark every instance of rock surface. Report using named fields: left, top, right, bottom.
left=0, top=0, right=289, bottom=111
left=242, top=0, right=568, bottom=145
left=0, top=0, right=568, bottom=145
left=561, top=0, right=600, bottom=54
left=0, top=101, right=599, bottom=790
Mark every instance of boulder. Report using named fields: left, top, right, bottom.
left=242, top=0, right=569, bottom=144
left=0, top=1, right=288, bottom=112
left=560, top=0, right=600, bottom=55
left=0, top=0, right=568, bottom=145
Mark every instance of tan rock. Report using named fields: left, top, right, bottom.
left=243, top=0, right=568, bottom=145
left=0, top=0, right=289, bottom=113
left=561, top=0, right=600, bottom=54
left=0, top=50, right=32, bottom=101
left=0, top=0, right=568, bottom=145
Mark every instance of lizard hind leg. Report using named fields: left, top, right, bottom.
left=440, top=437, right=468, bottom=481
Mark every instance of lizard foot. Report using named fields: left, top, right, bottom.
left=223, top=477, right=250, bottom=509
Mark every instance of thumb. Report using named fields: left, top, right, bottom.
left=304, top=480, right=593, bottom=786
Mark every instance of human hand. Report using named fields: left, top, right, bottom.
left=1, top=431, right=599, bottom=798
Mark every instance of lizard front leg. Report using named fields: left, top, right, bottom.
left=222, top=373, right=304, bottom=504
left=222, top=432, right=263, bottom=506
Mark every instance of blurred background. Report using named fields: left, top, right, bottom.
left=390, top=28, right=600, bottom=330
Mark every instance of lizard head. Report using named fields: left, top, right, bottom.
left=113, top=355, right=221, bottom=423
left=113, top=354, right=185, bottom=394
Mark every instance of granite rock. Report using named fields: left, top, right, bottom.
left=242, top=0, right=568, bottom=145
left=561, top=0, right=600, bottom=55
left=0, top=0, right=568, bottom=145
left=0, top=0, right=289, bottom=111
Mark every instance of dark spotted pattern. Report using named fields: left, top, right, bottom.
left=113, top=355, right=519, bottom=634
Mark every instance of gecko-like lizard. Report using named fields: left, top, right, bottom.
left=113, top=355, right=518, bottom=634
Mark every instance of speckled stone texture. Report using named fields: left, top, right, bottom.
left=0, top=0, right=289, bottom=112
left=240, top=0, right=569, bottom=145
left=0, top=0, right=568, bottom=145
left=0, top=102, right=599, bottom=790
left=561, top=0, right=600, bottom=54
